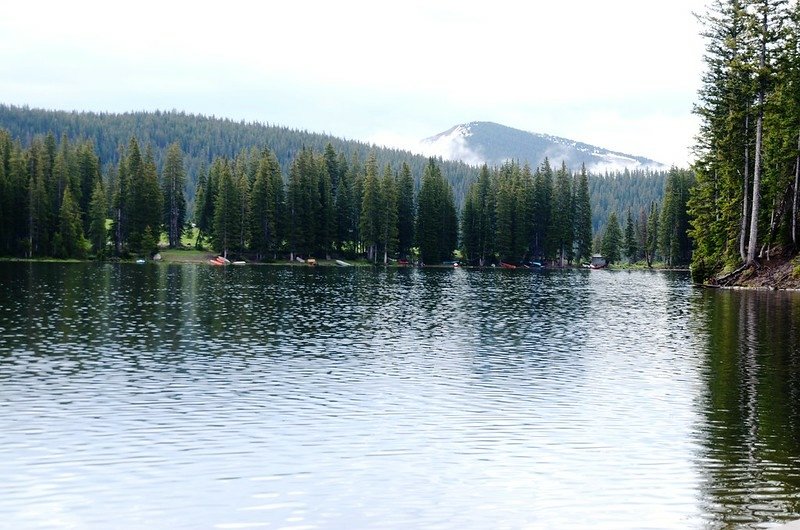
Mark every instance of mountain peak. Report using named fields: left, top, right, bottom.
left=420, top=121, right=665, bottom=172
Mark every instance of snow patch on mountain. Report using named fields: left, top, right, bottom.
left=418, top=124, right=485, bottom=166
left=419, top=121, right=666, bottom=172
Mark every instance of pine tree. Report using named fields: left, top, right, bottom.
left=250, top=148, right=283, bottom=259
left=286, top=149, right=321, bottom=258
left=4, top=141, right=22, bottom=253
left=26, top=142, right=51, bottom=257
left=647, top=202, right=660, bottom=265
left=76, top=141, right=100, bottom=233
left=88, top=179, right=108, bottom=257
left=350, top=153, right=364, bottom=255
left=195, top=163, right=216, bottom=248
left=601, top=211, right=622, bottom=264
left=54, top=186, right=87, bottom=259
left=552, top=161, right=574, bottom=266
left=317, top=153, right=335, bottom=258
left=624, top=208, right=638, bottom=262
left=461, top=164, right=495, bottom=265
left=635, top=207, right=650, bottom=267
left=212, top=159, right=238, bottom=258
left=334, top=154, right=353, bottom=253
left=659, top=168, right=695, bottom=266
left=0, top=131, right=10, bottom=254
left=111, top=144, right=129, bottom=255
left=396, top=162, right=415, bottom=259
left=532, top=158, right=553, bottom=260
left=118, top=139, right=162, bottom=255
left=233, top=152, right=251, bottom=251
left=162, top=142, right=187, bottom=248
left=573, top=164, right=593, bottom=263
left=494, top=161, right=531, bottom=263
left=416, top=158, right=456, bottom=264
left=359, top=153, right=381, bottom=262
left=379, top=164, right=399, bottom=263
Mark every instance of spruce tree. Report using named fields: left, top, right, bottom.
left=359, top=153, right=381, bottom=262
left=379, top=164, right=399, bottom=263
left=334, top=154, right=353, bottom=253
left=552, top=161, right=574, bottom=266
left=601, top=211, right=622, bottom=264
left=250, top=148, right=283, bottom=259
left=396, top=162, right=415, bottom=259
left=54, top=186, right=87, bottom=259
left=88, top=179, right=108, bottom=258
left=317, top=154, right=335, bottom=257
left=76, top=141, right=100, bottom=233
left=635, top=208, right=650, bottom=267
left=532, top=159, right=553, bottom=260
left=162, top=142, right=187, bottom=248
left=624, top=208, right=638, bottom=262
left=462, top=164, right=496, bottom=266
left=573, top=164, right=593, bottom=263
left=647, top=202, right=660, bottom=265
left=416, top=158, right=456, bottom=264
left=233, top=152, right=251, bottom=251
left=212, top=159, right=239, bottom=258
left=26, top=143, right=51, bottom=257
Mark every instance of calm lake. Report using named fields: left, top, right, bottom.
left=1, top=263, right=799, bottom=529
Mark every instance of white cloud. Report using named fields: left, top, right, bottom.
left=0, top=0, right=707, bottom=167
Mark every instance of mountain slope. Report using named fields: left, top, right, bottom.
left=421, top=121, right=666, bottom=172
left=0, top=104, right=478, bottom=205
left=0, top=105, right=668, bottom=230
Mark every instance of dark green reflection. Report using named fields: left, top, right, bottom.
left=695, top=289, right=800, bottom=528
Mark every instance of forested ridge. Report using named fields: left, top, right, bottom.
left=691, top=0, right=800, bottom=283
left=0, top=104, right=671, bottom=232
left=0, top=104, right=476, bottom=212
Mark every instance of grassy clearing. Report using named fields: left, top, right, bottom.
left=158, top=249, right=215, bottom=263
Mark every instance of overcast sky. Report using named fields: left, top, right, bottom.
left=0, top=0, right=705, bottom=166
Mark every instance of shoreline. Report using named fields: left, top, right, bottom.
left=0, top=254, right=691, bottom=272
left=704, top=252, right=800, bottom=291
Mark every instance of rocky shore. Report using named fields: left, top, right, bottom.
left=711, top=250, right=800, bottom=290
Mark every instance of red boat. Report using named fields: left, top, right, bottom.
left=500, top=262, right=516, bottom=269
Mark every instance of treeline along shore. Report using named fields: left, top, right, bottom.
left=0, top=127, right=693, bottom=268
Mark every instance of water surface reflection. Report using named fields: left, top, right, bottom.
left=0, top=264, right=799, bottom=528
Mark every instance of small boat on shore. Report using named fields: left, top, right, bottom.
left=209, top=256, right=231, bottom=266
left=500, top=262, right=517, bottom=269
left=336, top=259, right=352, bottom=267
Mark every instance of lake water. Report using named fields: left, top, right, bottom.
left=1, top=263, right=799, bottom=529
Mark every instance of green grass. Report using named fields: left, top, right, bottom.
left=159, top=227, right=200, bottom=248
left=158, top=248, right=215, bottom=263
left=607, top=260, right=686, bottom=270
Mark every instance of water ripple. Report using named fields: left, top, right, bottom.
left=1, top=264, right=799, bottom=528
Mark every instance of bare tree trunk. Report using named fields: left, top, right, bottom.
left=747, top=6, right=767, bottom=266
left=115, top=207, right=122, bottom=255
left=793, top=129, right=800, bottom=246
left=740, top=113, right=750, bottom=261
left=762, top=184, right=793, bottom=259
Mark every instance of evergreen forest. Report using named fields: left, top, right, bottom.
left=0, top=125, right=692, bottom=267
left=690, top=0, right=800, bottom=281
left=0, top=105, right=671, bottom=235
